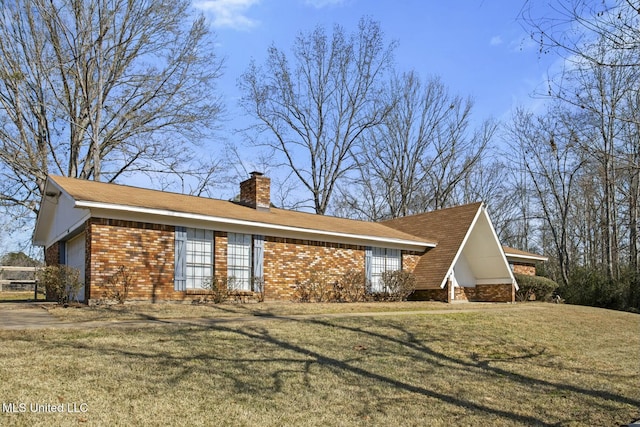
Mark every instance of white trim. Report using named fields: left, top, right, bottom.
left=504, top=252, right=549, bottom=262
left=74, top=200, right=435, bottom=250
left=440, top=204, right=517, bottom=290
left=440, top=205, right=483, bottom=289
left=47, top=213, right=91, bottom=249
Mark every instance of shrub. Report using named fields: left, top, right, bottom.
left=102, top=265, right=135, bottom=304
left=561, top=267, right=635, bottom=311
left=251, top=276, right=265, bottom=302
left=202, top=276, right=231, bottom=304
left=293, top=270, right=332, bottom=302
left=337, top=269, right=367, bottom=302
left=374, top=270, right=416, bottom=302
left=37, top=265, right=82, bottom=304
left=515, top=274, right=559, bottom=302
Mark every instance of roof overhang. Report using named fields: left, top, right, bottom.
left=503, top=251, right=549, bottom=263
left=75, top=200, right=436, bottom=251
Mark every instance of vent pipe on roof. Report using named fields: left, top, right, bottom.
left=239, top=171, right=271, bottom=212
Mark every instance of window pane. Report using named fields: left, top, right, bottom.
left=186, top=228, right=213, bottom=289
left=369, top=247, right=402, bottom=293
left=228, top=232, right=251, bottom=291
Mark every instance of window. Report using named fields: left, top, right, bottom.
left=227, top=232, right=252, bottom=291
left=174, top=227, right=213, bottom=291
left=186, top=228, right=214, bottom=289
left=366, top=247, right=401, bottom=293
left=175, top=229, right=264, bottom=293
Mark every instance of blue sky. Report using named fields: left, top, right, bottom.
left=6, top=0, right=564, bottom=255
left=196, top=0, right=558, bottom=135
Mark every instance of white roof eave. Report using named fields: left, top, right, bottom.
left=504, top=252, right=549, bottom=262
left=74, top=200, right=436, bottom=250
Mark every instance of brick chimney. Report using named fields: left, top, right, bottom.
left=239, top=172, right=271, bottom=211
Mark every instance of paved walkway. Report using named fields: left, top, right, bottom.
left=0, top=303, right=61, bottom=329
left=0, top=303, right=545, bottom=331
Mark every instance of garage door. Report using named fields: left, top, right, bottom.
left=66, top=234, right=86, bottom=302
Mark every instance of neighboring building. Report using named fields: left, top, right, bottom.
left=33, top=173, right=545, bottom=304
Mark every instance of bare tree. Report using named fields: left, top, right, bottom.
left=507, top=107, right=588, bottom=287
left=0, top=0, right=224, bottom=220
left=336, top=72, right=493, bottom=220
left=521, top=0, right=640, bottom=68
left=238, top=17, right=396, bottom=214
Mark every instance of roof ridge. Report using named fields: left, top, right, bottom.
left=49, top=175, right=228, bottom=203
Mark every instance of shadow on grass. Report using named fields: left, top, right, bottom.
left=35, top=311, right=639, bottom=425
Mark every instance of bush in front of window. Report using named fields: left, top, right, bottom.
left=336, top=269, right=367, bottom=302
left=202, top=275, right=231, bottom=304
left=251, top=276, right=265, bottom=302
left=374, top=270, right=416, bottom=302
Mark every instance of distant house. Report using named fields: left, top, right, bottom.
left=33, top=173, right=546, bottom=304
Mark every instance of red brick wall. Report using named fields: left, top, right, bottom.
left=240, top=174, right=271, bottom=210
left=88, top=218, right=178, bottom=302
left=513, top=263, right=536, bottom=276
left=55, top=217, right=514, bottom=304
left=475, top=284, right=514, bottom=302
left=453, top=284, right=514, bottom=303
left=45, top=242, right=60, bottom=266
left=263, top=237, right=365, bottom=300
left=402, top=252, right=421, bottom=274
left=409, top=289, right=448, bottom=302
left=214, top=231, right=228, bottom=281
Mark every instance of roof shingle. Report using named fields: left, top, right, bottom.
left=49, top=175, right=434, bottom=247
left=382, top=202, right=483, bottom=289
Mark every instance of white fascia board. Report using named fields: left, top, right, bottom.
left=439, top=204, right=483, bottom=289
left=440, top=204, right=518, bottom=290
left=504, top=252, right=549, bottom=262
left=75, top=201, right=435, bottom=250
left=481, top=205, right=517, bottom=290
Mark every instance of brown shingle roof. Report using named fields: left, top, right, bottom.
left=382, top=202, right=482, bottom=289
left=49, top=176, right=433, bottom=247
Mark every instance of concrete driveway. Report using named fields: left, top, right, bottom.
left=0, top=303, right=61, bottom=330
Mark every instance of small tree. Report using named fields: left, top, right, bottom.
left=102, top=265, right=135, bottom=304
left=338, top=269, right=367, bottom=302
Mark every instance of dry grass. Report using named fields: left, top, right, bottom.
left=0, top=303, right=638, bottom=426
left=44, top=300, right=521, bottom=322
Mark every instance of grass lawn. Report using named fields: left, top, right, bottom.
left=43, top=300, right=524, bottom=322
left=0, top=303, right=638, bottom=426
left=0, top=290, right=45, bottom=302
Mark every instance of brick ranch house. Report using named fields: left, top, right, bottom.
left=33, top=173, right=546, bottom=304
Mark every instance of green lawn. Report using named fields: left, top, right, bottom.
left=0, top=290, right=45, bottom=302
left=0, top=303, right=638, bottom=426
